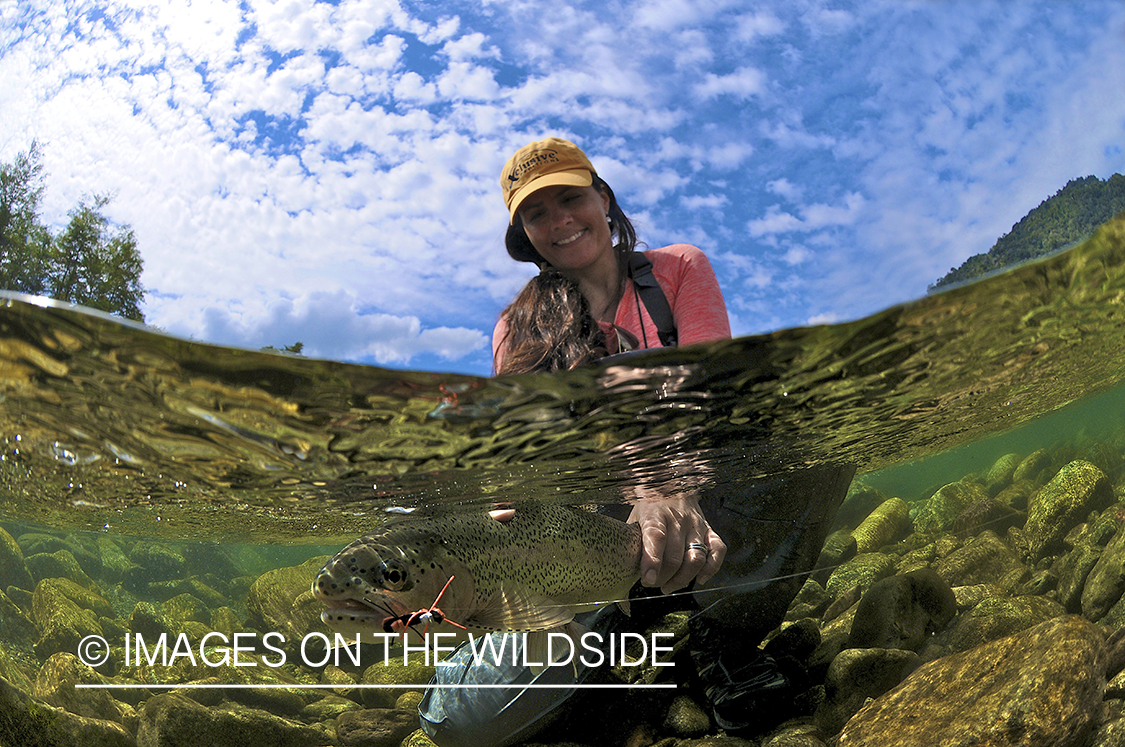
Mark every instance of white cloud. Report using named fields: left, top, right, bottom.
left=696, top=66, right=767, bottom=100
left=748, top=193, right=865, bottom=237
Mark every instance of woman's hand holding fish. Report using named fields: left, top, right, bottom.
left=628, top=494, right=725, bottom=594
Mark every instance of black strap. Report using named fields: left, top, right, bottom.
left=628, top=251, right=677, bottom=347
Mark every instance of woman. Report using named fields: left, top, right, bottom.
left=493, top=136, right=732, bottom=375
left=420, top=138, right=786, bottom=747
left=493, top=135, right=730, bottom=594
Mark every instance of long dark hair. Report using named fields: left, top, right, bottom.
left=495, top=176, right=641, bottom=375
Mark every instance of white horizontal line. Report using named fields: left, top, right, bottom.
left=75, top=683, right=676, bottom=690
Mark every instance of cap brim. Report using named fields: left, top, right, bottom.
left=508, top=169, right=594, bottom=223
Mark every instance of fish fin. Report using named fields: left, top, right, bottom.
left=466, top=584, right=575, bottom=632
left=616, top=599, right=631, bottom=617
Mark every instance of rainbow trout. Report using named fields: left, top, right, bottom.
left=313, top=503, right=641, bottom=644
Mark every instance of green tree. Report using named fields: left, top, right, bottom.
left=0, top=143, right=145, bottom=321
left=0, top=141, right=52, bottom=295
left=50, top=195, right=145, bottom=321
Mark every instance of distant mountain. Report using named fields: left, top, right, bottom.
left=930, top=173, right=1125, bottom=291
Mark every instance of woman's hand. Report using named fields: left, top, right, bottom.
left=627, top=494, right=725, bottom=594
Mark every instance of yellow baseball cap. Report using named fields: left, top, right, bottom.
left=500, top=137, right=596, bottom=223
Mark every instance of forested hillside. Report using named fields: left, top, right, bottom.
left=931, top=173, right=1125, bottom=290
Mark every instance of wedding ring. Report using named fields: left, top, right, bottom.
left=688, top=542, right=709, bottom=555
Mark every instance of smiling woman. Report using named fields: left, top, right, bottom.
left=491, top=136, right=732, bottom=375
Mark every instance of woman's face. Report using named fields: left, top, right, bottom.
left=518, top=184, right=614, bottom=275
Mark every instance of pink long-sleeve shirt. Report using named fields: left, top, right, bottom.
left=493, top=243, right=731, bottom=371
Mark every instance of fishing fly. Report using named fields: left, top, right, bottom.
left=382, top=575, right=467, bottom=641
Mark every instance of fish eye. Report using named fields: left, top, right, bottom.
left=378, top=559, right=409, bottom=591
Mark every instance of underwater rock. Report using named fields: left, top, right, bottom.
left=1026, top=460, right=1114, bottom=559
left=359, top=656, right=435, bottom=710
left=663, top=694, right=711, bottom=737
left=932, top=530, right=1027, bottom=589
left=834, top=615, right=1106, bottom=747
left=335, top=708, right=420, bottom=747
left=825, top=554, right=894, bottom=598
left=0, top=589, right=38, bottom=650
left=766, top=618, right=821, bottom=663
left=851, top=498, right=911, bottom=554
left=941, top=596, right=1066, bottom=654
left=148, top=578, right=228, bottom=609
left=128, top=601, right=172, bottom=640
left=31, top=578, right=112, bottom=662
left=25, top=549, right=96, bottom=589
left=846, top=569, right=956, bottom=652
left=994, top=478, right=1038, bottom=511
left=811, top=530, right=856, bottom=587
left=912, top=482, right=988, bottom=535
left=762, top=723, right=829, bottom=746
left=951, top=496, right=1024, bottom=539
left=0, top=675, right=134, bottom=747
left=0, top=526, right=33, bottom=591
left=893, top=541, right=938, bottom=575
left=785, top=579, right=832, bottom=622
left=985, top=453, right=1022, bottom=496
left=34, top=652, right=131, bottom=724
left=94, top=536, right=134, bottom=584
left=244, top=556, right=332, bottom=645
left=160, top=593, right=211, bottom=628
left=1083, top=525, right=1125, bottom=622
left=951, top=583, right=1007, bottom=611
left=814, top=647, right=921, bottom=737
left=832, top=485, right=888, bottom=532
left=124, top=542, right=187, bottom=591
left=1013, top=448, right=1052, bottom=483
left=136, top=692, right=332, bottom=747
left=299, top=693, right=362, bottom=721
left=1087, top=717, right=1125, bottom=747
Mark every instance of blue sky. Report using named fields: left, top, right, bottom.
left=2, top=0, right=1123, bottom=376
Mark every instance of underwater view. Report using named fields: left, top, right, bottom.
left=3, top=213, right=1125, bottom=747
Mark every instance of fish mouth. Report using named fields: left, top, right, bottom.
left=320, top=593, right=409, bottom=623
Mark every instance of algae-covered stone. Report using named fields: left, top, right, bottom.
left=933, top=530, right=1027, bottom=588
left=851, top=498, right=911, bottom=554
left=785, top=579, right=832, bottom=621
left=1057, top=542, right=1103, bottom=612
left=984, top=452, right=1020, bottom=491
left=941, top=596, right=1066, bottom=653
left=951, top=497, right=1024, bottom=539
left=0, top=676, right=134, bottom=747
left=847, top=569, right=956, bottom=652
left=812, top=530, right=857, bottom=587
left=663, top=695, right=711, bottom=737
left=835, top=616, right=1105, bottom=747
left=245, top=556, right=332, bottom=644
left=359, top=654, right=435, bottom=709
left=815, top=647, right=921, bottom=736
left=912, top=482, right=988, bottom=534
left=161, top=593, right=210, bottom=627
left=833, top=485, right=888, bottom=532
left=1014, top=448, right=1052, bottom=483
left=34, top=652, right=131, bottom=723
left=25, top=549, right=96, bottom=589
left=136, top=692, right=333, bottom=747
left=0, top=526, right=33, bottom=591
left=825, top=553, right=894, bottom=598
left=31, top=578, right=112, bottom=662
left=0, top=588, right=38, bottom=649
left=335, top=708, right=419, bottom=747
left=1026, top=460, right=1113, bottom=559
left=1082, top=524, right=1125, bottom=622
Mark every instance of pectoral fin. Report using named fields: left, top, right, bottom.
left=465, top=584, right=575, bottom=632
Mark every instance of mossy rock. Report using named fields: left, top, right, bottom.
left=825, top=553, right=895, bottom=598
left=25, top=550, right=96, bottom=590
left=136, top=693, right=333, bottom=747
left=245, top=556, right=333, bottom=644
left=0, top=526, right=33, bottom=591
left=1026, top=460, right=1113, bottom=559
left=913, top=482, right=988, bottom=535
left=940, top=596, right=1066, bottom=653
